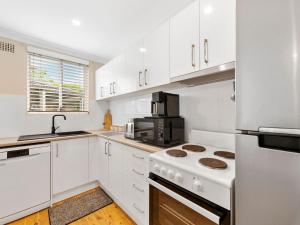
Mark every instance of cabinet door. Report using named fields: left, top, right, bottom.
left=170, top=0, right=200, bottom=78
left=143, top=20, right=170, bottom=88
left=108, top=141, right=124, bottom=203
left=95, top=69, right=104, bottom=100
left=125, top=40, right=144, bottom=91
left=96, top=64, right=111, bottom=99
left=97, top=137, right=109, bottom=188
left=200, top=0, right=236, bottom=69
left=89, top=137, right=101, bottom=182
left=111, top=54, right=127, bottom=96
left=52, top=138, right=89, bottom=194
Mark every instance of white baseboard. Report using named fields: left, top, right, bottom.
left=0, top=201, right=50, bottom=225
left=51, top=181, right=100, bottom=205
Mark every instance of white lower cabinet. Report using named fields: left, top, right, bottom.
left=107, top=141, right=125, bottom=203
left=123, top=145, right=150, bottom=225
left=97, top=137, right=150, bottom=225
left=97, top=138, right=125, bottom=204
left=52, top=138, right=89, bottom=195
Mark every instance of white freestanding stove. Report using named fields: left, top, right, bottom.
left=148, top=130, right=235, bottom=225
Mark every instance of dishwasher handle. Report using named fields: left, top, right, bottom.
left=7, top=148, right=29, bottom=159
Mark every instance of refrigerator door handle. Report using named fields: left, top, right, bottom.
left=259, top=127, right=300, bottom=136
left=257, top=128, right=300, bottom=153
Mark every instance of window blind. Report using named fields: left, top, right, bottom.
left=27, top=52, right=89, bottom=112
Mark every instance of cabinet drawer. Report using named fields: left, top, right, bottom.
left=131, top=182, right=148, bottom=203
left=131, top=200, right=147, bottom=225
left=130, top=150, right=149, bottom=175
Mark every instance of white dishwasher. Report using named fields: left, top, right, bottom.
left=0, top=143, right=51, bottom=224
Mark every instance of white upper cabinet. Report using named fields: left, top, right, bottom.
left=112, top=54, right=127, bottom=95
left=170, top=0, right=200, bottom=78
left=143, top=20, right=170, bottom=88
left=199, top=0, right=236, bottom=69
left=95, top=69, right=102, bottom=100
left=95, top=64, right=111, bottom=100
left=125, top=40, right=144, bottom=91
left=95, top=0, right=236, bottom=100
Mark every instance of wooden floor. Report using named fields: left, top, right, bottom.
left=8, top=189, right=136, bottom=225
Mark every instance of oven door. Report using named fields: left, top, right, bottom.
left=134, top=119, right=156, bottom=143
left=148, top=173, right=230, bottom=225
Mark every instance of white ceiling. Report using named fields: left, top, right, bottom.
left=0, top=0, right=193, bottom=63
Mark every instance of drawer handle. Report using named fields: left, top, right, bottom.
left=0, top=163, right=6, bottom=167
left=133, top=203, right=145, bottom=214
left=132, top=184, right=144, bottom=193
left=132, top=153, right=144, bottom=160
left=132, top=169, right=144, bottom=176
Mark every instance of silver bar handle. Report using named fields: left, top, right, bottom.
left=191, top=44, right=196, bottom=67
left=108, top=142, right=111, bottom=157
left=100, top=86, right=103, bottom=97
left=132, top=184, right=145, bottom=193
left=132, top=203, right=145, bottom=214
left=132, top=168, right=144, bottom=176
left=104, top=141, right=108, bottom=155
left=113, top=82, right=116, bottom=94
left=138, top=71, right=142, bottom=87
left=259, top=128, right=300, bottom=135
left=0, top=163, right=6, bottom=167
left=56, top=143, right=59, bottom=158
left=204, top=39, right=209, bottom=64
left=132, top=153, right=144, bottom=160
left=109, top=83, right=112, bottom=95
left=144, top=69, right=148, bottom=85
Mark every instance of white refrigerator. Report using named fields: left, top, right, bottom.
left=236, top=0, right=300, bottom=225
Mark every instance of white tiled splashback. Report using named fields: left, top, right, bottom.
left=0, top=96, right=108, bottom=138
left=109, top=80, right=235, bottom=141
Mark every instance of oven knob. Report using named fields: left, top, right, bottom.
left=153, top=164, right=160, bottom=173
left=167, top=170, right=175, bottom=179
left=192, top=180, right=203, bottom=192
left=175, top=173, right=183, bottom=183
left=161, top=167, right=167, bottom=176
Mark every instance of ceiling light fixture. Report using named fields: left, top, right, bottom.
left=139, top=47, right=146, bottom=53
left=72, top=19, right=81, bottom=27
left=203, top=6, right=213, bottom=15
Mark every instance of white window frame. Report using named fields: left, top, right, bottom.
left=27, top=47, right=90, bottom=114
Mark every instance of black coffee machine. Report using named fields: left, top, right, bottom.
left=128, top=91, right=184, bottom=147
left=151, top=91, right=180, bottom=117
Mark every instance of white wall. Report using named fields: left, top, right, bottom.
left=0, top=95, right=108, bottom=138
left=109, top=80, right=235, bottom=141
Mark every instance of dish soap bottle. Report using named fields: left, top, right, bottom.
left=103, top=109, right=112, bottom=130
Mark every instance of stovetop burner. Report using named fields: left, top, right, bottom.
left=166, top=149, right=187, bottom=157
left=199, top=157, right=228, bottom=169
left=182, top=144, right=206, bottom=152
left=214, top=151, right=235, bottom=159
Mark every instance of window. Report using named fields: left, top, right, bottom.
left=27, top=49, right=89, bottom=113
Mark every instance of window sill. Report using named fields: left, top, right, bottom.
left=27, top=111, right=90, bottom=115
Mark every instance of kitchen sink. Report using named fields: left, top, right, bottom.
left=56, top=130, right=91, bottom=136
left=18, top=130, right=91, bottom=141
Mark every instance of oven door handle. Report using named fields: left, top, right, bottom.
left=147, top=178, right=220, bottom=224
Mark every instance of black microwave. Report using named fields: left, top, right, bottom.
left=134, top=117, right=184, bottom=147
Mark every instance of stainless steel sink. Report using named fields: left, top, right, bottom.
left=56, top=131, right=91, bottom=136
left=18, top=131, right=91, bottom=141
